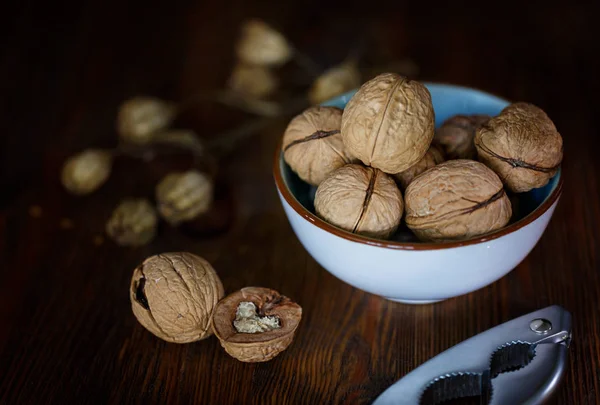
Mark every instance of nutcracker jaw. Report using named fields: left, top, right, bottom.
left=373, top=306, right=572, bottom=405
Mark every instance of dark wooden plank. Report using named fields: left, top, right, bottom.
left=1, top=1, right=599, bottom=404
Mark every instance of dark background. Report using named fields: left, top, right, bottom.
left=1, top=1, right=599, bottom=404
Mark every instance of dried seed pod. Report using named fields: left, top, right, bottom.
left=235, top=20, right=291, bottom=66
left=405, top=160, right=512, bottom=242
left=228, top=63, right=278, bottom=99
left=341, top=73, right=435, bottom=174
left=130, top=252, right=224, bottom=343
left=155, top=170, right=213, bottom=225
left=308, top=60, right=361, bottom=105
left=117, top=97, right=177, bottom=144
left=61, top=149, right=112, bottom=195
left=475, top=102, right=563, bottom=193
left=434, top=114, right=491, bottom=160
left=106, top=198, right=157, bottom=246
left=314, top=164, right=403, bottom=239
left=282, top=106, right=355, bottom=186
left=212, top=287, right=302, bottom=362
left=393, top=145, right=444, bottom=189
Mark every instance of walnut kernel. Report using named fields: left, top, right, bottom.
left=212, top=287, right=302, bottom=362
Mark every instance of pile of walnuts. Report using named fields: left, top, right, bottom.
left=282, top=73, right=563, bottom=242
left=130, top=252, right=302, bottom=362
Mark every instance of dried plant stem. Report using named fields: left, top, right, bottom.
left=207, top=94, right=308, bottom=158
left=176, top=90, right=282, bottom=117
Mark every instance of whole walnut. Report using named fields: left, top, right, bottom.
left=475, top=103, right=563, bottom=192
left=308, top=60, right=361, bottom=105
left=282, top=106, right=355, bottom=186
left=117, top=97, right=176, bottom=144
left=235, top=20, right=291, bottom=66
left=341, top=73, right=435, bottom=174
left=106, top=198, right=157, bottom=246
left=393, top=145, right=444, bottom=189
left=155, top=170, right=213, bottom=225
left=405, top=160, right=512, bottom=242
left=434, top=114, right=491, bottom=160
left=130, top=252, right=224, bottom=343
left=61, top=149, right=113, bottom=195
left=314, top=164, right=403, bottom=239
left=212, top=287, right=302, bottom=362
left=228, top=63, right=279, bottom=99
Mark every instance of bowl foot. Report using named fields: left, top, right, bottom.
left=386, top=298, right=443, bottom=304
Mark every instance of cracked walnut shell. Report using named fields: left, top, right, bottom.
left=282, top=106, right=355, bottom=186
left=405, top=160, right=512, bottom=242
left=475, top=102, right=563, bottom=193
left=117, top=97, right=176, bottom=144
left=434, top=114, right=491, bottom=160
left=314, top=164, right=403, bottom=239
left=130, top=252, right=224, bottom=343
left=393, top=145, right=444, bottom=189
left=341, top=73, right=435, bottom=173
left=212, top=287, right=302, bottom=362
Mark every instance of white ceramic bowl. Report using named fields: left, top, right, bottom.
left=274, top=83, right=563, bottom=304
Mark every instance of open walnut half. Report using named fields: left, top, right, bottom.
left=212, top=287, right=302, bottom=363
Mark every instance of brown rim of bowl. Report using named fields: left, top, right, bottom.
left=273, top=142, right=563, bottom=251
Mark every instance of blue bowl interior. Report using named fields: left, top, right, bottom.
left=280, top=83, right=560, bottom=243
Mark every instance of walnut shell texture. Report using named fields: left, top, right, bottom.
left=341, top=73, right=435, bottom=173
left=315, top=164, right=404, bottom=239
left=117, top=97, right=176, bottom=144
left=212, top=287, right=302, bottom=363
left=475, top=102, right=563, bottom=193
left=130, top=252, right=224, bottom=343
left=393, top=145, right=445, bottom=189
left=282, top=106, right=355, bottom=186
left=61, top=149, right=112, bottom=195
left=405, top=160, right=512, bottom=241
left=434, top=114, right=491, bottom=160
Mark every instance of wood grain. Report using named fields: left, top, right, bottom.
left=1, top=1, right=599, bottom=404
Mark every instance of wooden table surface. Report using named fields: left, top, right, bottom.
left=1, top=1, right=599, bottom=404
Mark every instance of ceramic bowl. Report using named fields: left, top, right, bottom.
left=273, top=83, right=562, bottom=304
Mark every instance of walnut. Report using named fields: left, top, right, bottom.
left=155, top=170, right=213, bottom=225
left=434, top=114, right=491, bottom=160
left=117, top=97, right=177, bottom=144
left=308, top=60, right=361, bottom=105
left=314, top=164, right=403, bottom=239
left=405, top=160, right=512, bottom=242
left=228, top=63, right=279, bottom=99
left=282, top=106, right=355, bottom=186
left=393, top=145, right=444, bottom=189
left=212, top=287, right=301, bottom=362
left=106, top=198, right=157, bottom=246
left=130, top=252, right=224, bottom=343
left=475, top=102, right=563, bottom=192
left=235, top=20, right=291, bottom=66
left=341, top=73, right=435, bottom=174
left=61, top=149, right=112, bottom=195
